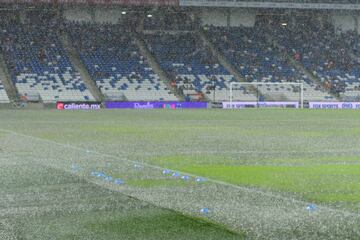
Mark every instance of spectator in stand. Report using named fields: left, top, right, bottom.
left=294, top=52, right=301, bottom=61
left=20, top=93, right=28, bottom=108
left=171, top=80, right=177, bottom=89
left=39, top=48, right=46, bottom=63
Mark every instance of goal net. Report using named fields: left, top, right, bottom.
left=226, top=82, right=304, bottom=109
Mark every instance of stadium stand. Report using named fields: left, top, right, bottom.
left=205, top=25, right=335, bottom=101
left=1, top=9, right=359, bottom=103
left=0, top=80, right=10, bottom=103
left=144, top=32, right=257, bottom=101
left=269, top=17, right=360, bottom=101
left=67, top=22, right=178, bottom=101
left=0, top=18, right=94, bottom=103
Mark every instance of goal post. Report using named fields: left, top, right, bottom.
left=229, top=82, right=304, bottom=109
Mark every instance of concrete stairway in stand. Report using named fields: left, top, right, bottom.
left=134, top=33, right=185, bottom=101
left=60, top=32, right=104, bottom=102
left=264, top=33, right=341, bottom=101
left=0, top=53, right=19, bottom=103
left=198, top=29, right=263, bottom=100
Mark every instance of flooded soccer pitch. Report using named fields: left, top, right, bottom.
left=1, top=109, right=360, bottom=239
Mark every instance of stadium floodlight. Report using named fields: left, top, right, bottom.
left=229, top=82, right=304, bottom=109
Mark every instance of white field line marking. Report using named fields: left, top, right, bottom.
left=1, top=128, right=360, bottom=217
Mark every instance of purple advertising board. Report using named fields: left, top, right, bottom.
left=222, top=101, right=299, bottom=109
left=309, top=102, right=360, bottom=109
left=105, top=101, right=208, bottom=109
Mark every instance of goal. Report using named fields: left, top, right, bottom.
left=228, top=82, right=304, bottom=109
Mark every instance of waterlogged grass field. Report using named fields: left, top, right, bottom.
left=1, top=109, right=360, bottom=239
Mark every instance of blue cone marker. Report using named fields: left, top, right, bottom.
left=114, top=179, right=124, bottom=185
left=181, top=175, right=190, bottom=181
left=104, top=176, right=113, bottom=181
left=162, top=169, right=171, bottom=175
left=200, top=208, right=209, bottom=214
left=134, top=164, right=142, bottom=168
left=71, top=164, right=78, bottom=173
left=195, top=177, right=206, bottom=182
left=306, top=204, right=317, bottom=212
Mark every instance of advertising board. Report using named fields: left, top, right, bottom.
left=105, top=101, right=208, bottom=109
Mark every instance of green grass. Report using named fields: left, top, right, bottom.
left=179, top=164, right=360, bottom=203
left=2, top=109, right=360, bottom=237
left=149, top=154, right=360, bottom=203
left=1, top=162, right=243, bottom=240
left=2, top=109, right=360, bottom=207
left=19, top=209, right=241, bottom=240
left=87, top=210, right=240, bottom=239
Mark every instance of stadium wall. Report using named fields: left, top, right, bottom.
left=332, top=14, right=357, bottom=33
left=229, top=9, right=256, bottom=27
left=64, top=7, right=93, bottom=22
left=64, top=6, right=127, bottom=23
left=200, top=9, right=227, bottom=26
left=63, top=6, right=256, bottom=27
left=63, top=6, right=356, bottom=33
left=200, top=8, right=255, bottom=27
left=95, top=7, right=124, bottom=24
